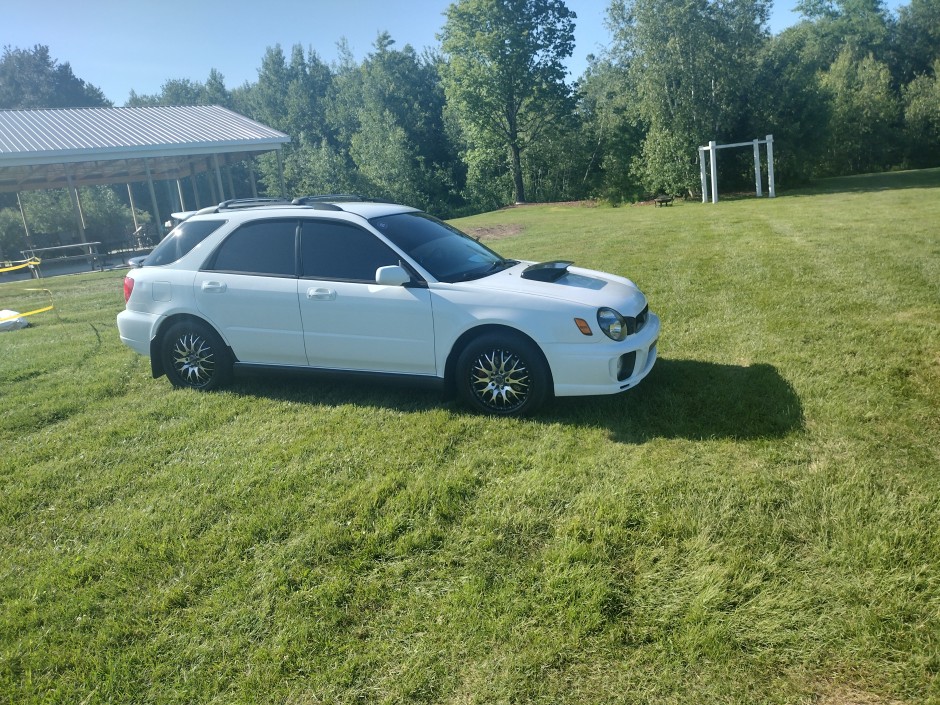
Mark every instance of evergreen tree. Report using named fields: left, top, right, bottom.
left=0, top=45, right=109, bottom=108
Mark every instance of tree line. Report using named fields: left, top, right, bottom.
left=1, top=0, right=939, bottom=257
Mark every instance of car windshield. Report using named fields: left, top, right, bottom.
left=369, top=212, right=515, bottom=282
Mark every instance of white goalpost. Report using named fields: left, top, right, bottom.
left=699, top=134, right=775, bottom=203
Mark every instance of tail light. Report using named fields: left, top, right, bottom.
left=123, top=276, right=135, bottom=303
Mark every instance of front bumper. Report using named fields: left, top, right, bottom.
left=544, top=312, right=660, bottom=397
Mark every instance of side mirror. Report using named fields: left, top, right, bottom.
left=375, top=265, right=411, bottom=286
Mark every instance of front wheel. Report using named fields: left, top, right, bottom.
left=161, top=320, right=232, bottom=391
left=456, top=334, right=550, bottom=416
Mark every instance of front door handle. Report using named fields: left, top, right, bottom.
left=307, top=287, right=336, bottom=301
left=201, top=281, right=227, bottom=293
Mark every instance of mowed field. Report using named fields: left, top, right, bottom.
left=1, top=170, right=938, bottom=704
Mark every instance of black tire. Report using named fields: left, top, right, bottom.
left=456, top=333, right=550, bottom=416
left=161, top=320, right=232, bottom=391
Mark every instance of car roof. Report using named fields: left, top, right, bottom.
left=184, top=197, right=418, bottom=223
left=336, top=201, right=418, bottom=219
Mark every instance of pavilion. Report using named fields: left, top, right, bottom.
left=0, top=105, right=290, bottom=248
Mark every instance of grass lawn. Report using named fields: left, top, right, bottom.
left=1, top=169, right=938, bottom=704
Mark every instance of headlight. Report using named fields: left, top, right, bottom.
left=597, top=307, right=627, bottom=341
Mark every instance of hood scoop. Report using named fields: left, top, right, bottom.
left=520, top=260, right=574, bottom=283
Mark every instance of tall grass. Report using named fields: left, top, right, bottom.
left=1, top=170, right=938, bottom=704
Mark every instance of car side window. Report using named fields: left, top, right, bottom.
left=206, top=220, right=297, bottom=276
left=144, top=219, right=226, bottom=266
left=301, top=220, right=399, bottom=282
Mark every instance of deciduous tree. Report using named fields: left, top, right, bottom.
left=893, top=0, right=940, bottom=83
left=608, top=0, right=771, bottom=196
left=901, top=59, right=940, bottom=166
left=440, top=0, right=576, bottom=204
left=751, top=27, right=830, bottom=183
left=820, top=48, right=901, bottom=173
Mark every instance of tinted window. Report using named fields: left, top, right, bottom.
left=301, top=220, right=399, bottom=281
left=207, top=220, right=296, bottom=276
left=144, top=219, right=226, bottom=266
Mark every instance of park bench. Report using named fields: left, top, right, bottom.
left=20, top=242, right=103, bottom=276
left=654, top=195, right=674, bottom=207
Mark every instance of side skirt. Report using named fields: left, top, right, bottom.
left=232, top=362, right=446, bottom=392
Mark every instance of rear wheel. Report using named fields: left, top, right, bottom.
left=161, top=320, right=232, bottom=390
left=456, top=333, right=549, bottom=416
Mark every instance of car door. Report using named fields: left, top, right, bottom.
left=298, top=219, right=436, bottom=375
left=194, top=218, right=308, bottom=366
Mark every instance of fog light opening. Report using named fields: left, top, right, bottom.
left=617, top=351, right=637, bottom=381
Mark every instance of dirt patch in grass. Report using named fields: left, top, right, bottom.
left=463, top=224, right=526, bottom=241
left=498, top=199, right=601, bottom=210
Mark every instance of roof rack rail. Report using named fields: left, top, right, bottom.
left=291, top=194, right=373, bottom=205
left=217, top=197, right=293, bottom=210
left=304, top=202, right=345, bottom=211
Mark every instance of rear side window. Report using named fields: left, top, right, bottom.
left=144, top=219, right=226, bottom=266
left=301, top=220, right=399, bottom=281
left=206, top=220, right=297, bottom=276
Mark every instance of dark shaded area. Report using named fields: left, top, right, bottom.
left=229, top=368, right=447, bottom=414
left=548, top=359, right=804, bottom=443
left=227, top=357, right=803, bottom=445
left=785, top=168, right=940, bottom=195
left=712, top=168, right=940, bottom=203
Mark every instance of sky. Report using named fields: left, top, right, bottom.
left=3, top=0, right=880, bottom=106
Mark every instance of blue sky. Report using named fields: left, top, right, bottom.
left=3, top=0, right=885, bottom=106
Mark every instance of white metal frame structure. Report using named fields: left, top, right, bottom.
left=699, top=134, right=775, bottom=203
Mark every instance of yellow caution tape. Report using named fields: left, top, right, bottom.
left=0, top=287, right=55, bottom=323
left=0, top=257, right=41, bottom=273
left=0, top=305, right=53, bottom=322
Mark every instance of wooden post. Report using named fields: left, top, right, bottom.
left=248, top=156, right=258, bottom=198
left=190, top=163, right=201, bottom=209
left=753, top=139, right=763, bottom=197
left=225, top=157, right=236, bottom=199
left=766, top=134, right=776, bottom=198
left=16, top=192, right=32, bottom=245
left=709, top=140, right=718, bottom=203
left=127, top=183, right=139, bottom=232
left=66, top=174, right=88, bottom=243
left=212, top=154, right=225, bottom=202
left=206, top=158, right=219, bottom=203
left=164, top=178, right=178, bottom=215
left=144, top=159, right=164, bottom=238
left=276, top=149, right=286, bottom=198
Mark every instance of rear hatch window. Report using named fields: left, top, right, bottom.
left=143, top=219, right=226, bottom=266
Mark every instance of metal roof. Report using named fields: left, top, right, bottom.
left=0, top=106, right=291, bottom=193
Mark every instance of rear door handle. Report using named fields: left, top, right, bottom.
left=201, top=281, right=227, bottom=293
left=307, top=287, right=336, bottom=301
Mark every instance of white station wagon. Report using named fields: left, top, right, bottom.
left=117, top=197, right=660, bottom=416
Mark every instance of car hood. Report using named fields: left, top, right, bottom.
left=445, top=261, right=648, bottom=313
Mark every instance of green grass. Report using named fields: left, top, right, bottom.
left=1, top=169, right=938, bottom=704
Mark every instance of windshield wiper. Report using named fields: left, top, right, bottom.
left=484, top=259, right=518, bottom=275
left=449, top=259, right=516, bottom=282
